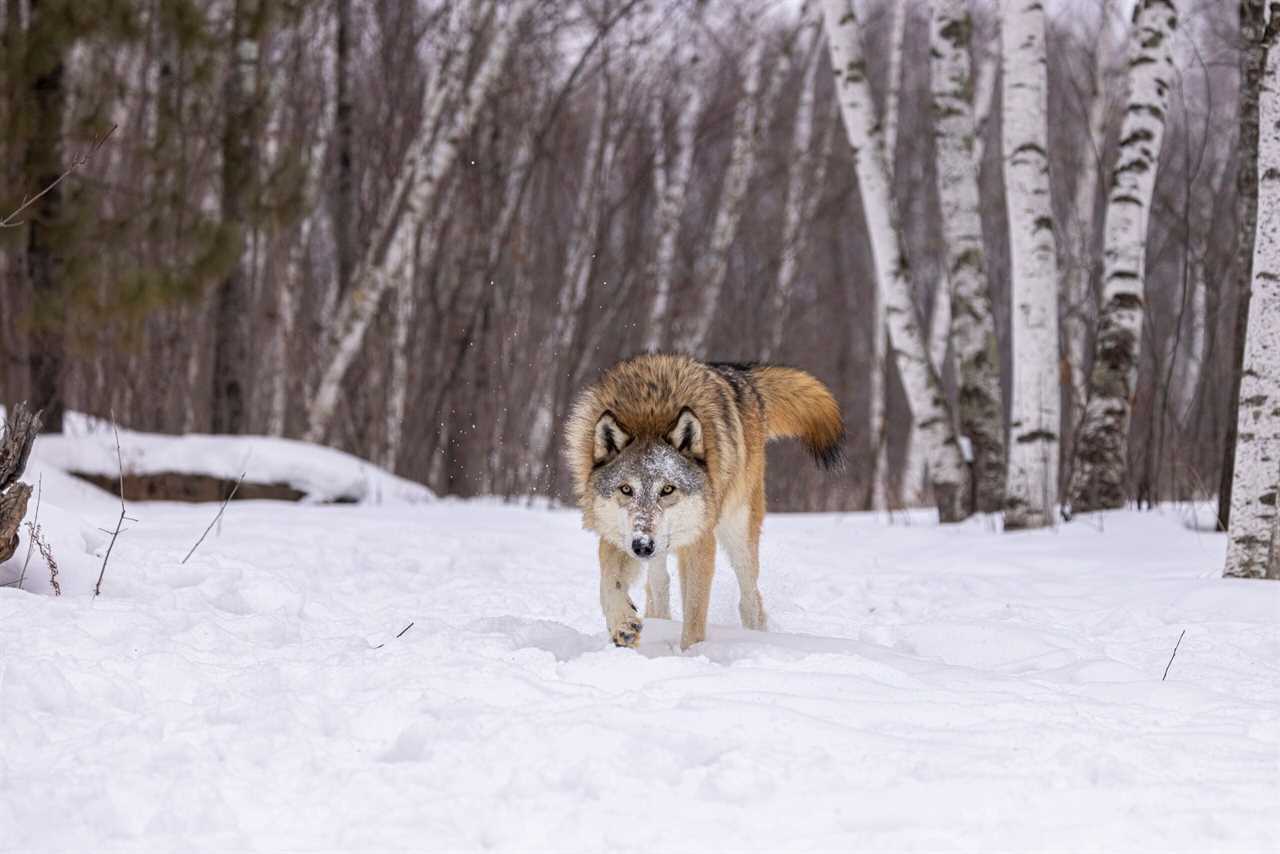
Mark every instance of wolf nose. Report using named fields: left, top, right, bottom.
left=631, top=537, right=655, bottom=559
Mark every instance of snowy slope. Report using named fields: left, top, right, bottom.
left=1, top=459, right=1277, bottom=851
left=33, top=412, right=433, bottom=504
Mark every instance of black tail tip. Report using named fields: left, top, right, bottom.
left=809, top=429, right=846, bottom=472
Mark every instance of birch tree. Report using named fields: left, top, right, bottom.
left=999, top=0, right=1061, bottom=529
left=870, top=0, right=908, bottom=511
left=931, top=0, right=1006, bottom=513
left=1224, top=4, right=1280, bottom=581
left=1063, top=24, right=1114, bottom=420
left=1068, top=0, right=1178, bottom=514
left=644, top=20, right=703, bottom=353
left=304, top=0, right=535, bottom=443
left=822, top=0, right=970, bottom=522
left=763, top=26, right=832, bottom=362
left=1220, top=0, right=1269, bottom=531
left=678, top=31, right=781, bottom=354
left=212, top=0, right=266, bottom=435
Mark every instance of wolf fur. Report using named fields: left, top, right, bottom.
left=564, top=354, right=844, bottom=649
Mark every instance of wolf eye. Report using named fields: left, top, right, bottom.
left=619, top=484, right=633, bottom=496
left=660, top=484, right=675, bottom=496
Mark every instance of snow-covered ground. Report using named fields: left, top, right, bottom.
left=2, top=442, right=1278, bottom=851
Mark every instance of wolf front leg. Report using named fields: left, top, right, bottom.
left=644, top=553, right=671, bottom=619
left=599, top=538, right=643, bottom=648
left=677, top=533, right=716, bottom=650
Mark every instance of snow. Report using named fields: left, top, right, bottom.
left=33, top=413, right=433, bottom=504
left=2, top=441, right=1278, bottom=850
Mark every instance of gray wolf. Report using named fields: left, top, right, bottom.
left=563, top=354, right=843, bottom=649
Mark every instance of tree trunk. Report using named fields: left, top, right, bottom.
left=334, top=0, right=355, bottom=299
left=1219, top=0, right=1268, bottom=532
left=1224, top=8, right=1280, bottom=581
left=1068, top=0, right=1178, bottom=514
left=24, top=0, right=68, bottom=433
left=304, top=0, right=535, bottom=443
left=678, top=34, right=775, bottom=354
left=763, top=26, right=830, bottom=361
left=1063, top=37, right=1111, bottom=425
left=822, top=0, right=970, bottom=523
left=644, top=39, right=703, bottom=353
left=931, top=0, right=1006, bottom=513
left=0, top=403, right=40, bottom=566
left=1000, top=0, right=1062, bottom=530
left=211, top=0, right=264, bottom=435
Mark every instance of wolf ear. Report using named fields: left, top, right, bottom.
left=666, top=407, right=704, bottom=460
left=592, top=411, right=631, bottom=465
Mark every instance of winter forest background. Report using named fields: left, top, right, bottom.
left=0, top=0, right=1263, bottom=532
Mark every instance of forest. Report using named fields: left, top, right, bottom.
left=0, top=0, right=1274, bottom=578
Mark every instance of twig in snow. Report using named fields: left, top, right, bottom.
left=372, top=621, right=415, bottom=649
left=1162, top=629, right=1187, bottom=681
left=95, top=414, right=135, bottom=597
left=25, top=521, right=60, bottom=596
left=15, top=474, right=42, bottom=590
left=181, top=472, right=245, bottom=565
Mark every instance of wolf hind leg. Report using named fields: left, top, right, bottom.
left=599, top=539, right=643, bottom=648
left=644, top=554, right=671, bottom=619
left=717, top=499, right=768, bottom=631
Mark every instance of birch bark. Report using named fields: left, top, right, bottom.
left=644, top=37, right=703, bottom=352
left=763, top=26, right=831, bottom=361
left=1224, top=6, right=1280, bottom=581
left=1067, top=0, right=1178, bottom=514
left=1219, top=0, right=1269, bottom=531
left=931, top=0, right=1006, bottom=513
left=1001, top=0, right=1062, bottom=530
left=678, top=35, right=774, bottom=353
left=822, top=0, right=969, bottom=522
left=304, top=0, right=535, bottom=443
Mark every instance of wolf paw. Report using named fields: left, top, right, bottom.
left=610, top=618, right=643, bottom=648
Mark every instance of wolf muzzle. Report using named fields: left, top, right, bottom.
left=630, top=535, right=655, bottom=559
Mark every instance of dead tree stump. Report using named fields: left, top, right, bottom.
left=0, top=403, right=43, bottom=563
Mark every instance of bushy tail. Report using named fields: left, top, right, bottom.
left=750, top=365, right=845, bottom=470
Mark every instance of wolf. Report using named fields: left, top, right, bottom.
left=564, top=354, right=844, bottom=650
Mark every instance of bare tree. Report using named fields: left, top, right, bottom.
left=1224, top=2, right=1280, bottom=581
left=1001, top=0, right=1061, bottom=530
left=1220, top=0, right=1269, bottom=531
left=305, top=0, right=536, bottom=443
left=931, top=0, right=1006, bottom=513
left=822, top=0, right=970, bottom=522
left=1069, top=0, right=1179, bottom=514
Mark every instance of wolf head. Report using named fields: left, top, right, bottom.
left=586, top=408, right=709, bottom=559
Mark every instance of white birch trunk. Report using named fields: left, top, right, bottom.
left=1001, top=0, right=1063, bottom=530
left=764, top=27, right=831, bottom=361
left=678, top=36, right=774, bottom=354
left=902, top=279, right=954, bottom=505
left=304, top=0, right=534, bottom=443
left=1067, top=0, right=1178, bottom=514
left=1224, top=10, right=1280, bottom=580
left=932, top=0, right=1006, bottom=513
left=822, top=0, right=970, bottom=522
left=871, top=0, right=908, bottom=512
left=971, top=47, right=998, bottom=166
left=644, top=48, right=703, bottom=352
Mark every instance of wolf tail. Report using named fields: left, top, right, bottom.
left=750, top=365, right=845, bottom=470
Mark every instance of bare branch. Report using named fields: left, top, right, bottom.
left=1162, top=629, right=1187, bottom=681
left=0, top=124, right=117, bottom=229
left=182, top=472, right=246, bottom=564
left=94, top=414, right=132, bottom=597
